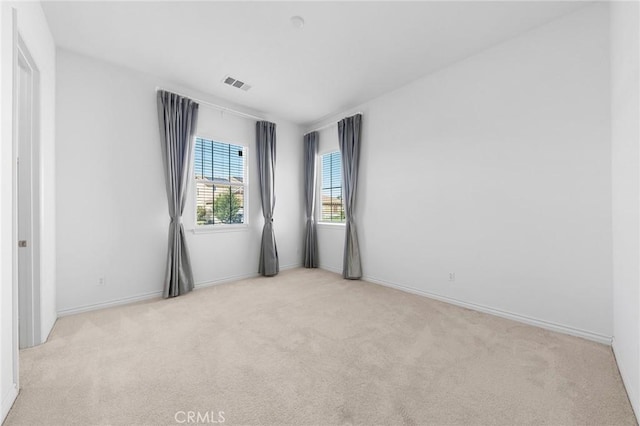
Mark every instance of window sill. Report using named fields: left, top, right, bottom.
left=191, top=224, right=249, bottom=234
left=317, top=222, right=345, bottom=229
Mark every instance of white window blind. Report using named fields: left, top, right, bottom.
left=320, top=151, right=344, bottom=223
left=194, top=137, right=246, bottom=226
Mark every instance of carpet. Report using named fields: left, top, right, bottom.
left=4, top=268, right=636, bottom=425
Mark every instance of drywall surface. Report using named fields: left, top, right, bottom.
left=56, top=49, right=303, bottom=314
left=611, top=0, right=640, bottom=418
left=315, top=4, right=612, bottom=340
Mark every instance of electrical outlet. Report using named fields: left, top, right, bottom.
left=98, top=276, right=106, bottom=286
left=448, top=272, right=456, bottom=282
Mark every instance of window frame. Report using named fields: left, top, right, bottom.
left=193, top=135, right=249, bottom=232
left=318, top=150, right=345, bottom=226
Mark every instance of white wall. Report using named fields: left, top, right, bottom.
left=611, top=0, right=640, bottom=418
left=1, top=1, right=56, bottom=422
left=187, top=107, right=303, bottom=283
left=56, top=49, right=304, bottom=314
left=313, top=4, right=612, bottom=342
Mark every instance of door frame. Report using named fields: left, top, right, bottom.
left=13, top=32, right=41, bottom=351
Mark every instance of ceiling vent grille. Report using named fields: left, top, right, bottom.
left=223, top=75, right=251, bottom=92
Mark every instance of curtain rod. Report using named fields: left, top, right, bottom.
left=305, top=112, right=363, bottom=135
left=155, top=86, right=268, bottom=122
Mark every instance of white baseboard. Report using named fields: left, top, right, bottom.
left=280, top=263, right=302, bottom=271
left=360, top=274, right=612, bottom=345
left=318, top=264, right=342, bottom=274
left=195, top=263, right=301, bottom=289
left=57, top=289, right=164, bottom=317
left=57, top=264, right=304, bottom=317
left=1, top=384, right=18, bottom=423
left=195, top=272, right=259, bottom=289
left=612, top=340, right=640, bottom=420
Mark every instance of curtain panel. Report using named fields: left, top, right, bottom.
left=338, top=114, right=363, bottom=279
left=303, top=131, right=319, bottom=268
left=156, top=90, right=199, bottom=297
left=256, top=121, right=279, bottom=276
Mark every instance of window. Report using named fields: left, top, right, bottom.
left=194, top=137, right=246, bottom=226
left=320, top=151, right=344, bottom=223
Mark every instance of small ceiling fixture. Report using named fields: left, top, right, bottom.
left=222, top=75, right=251, bottom=92
left=290, top=16, right=305, bottom=29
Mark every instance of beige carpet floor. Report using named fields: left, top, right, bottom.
left=4, top=268, right=637, bottom=425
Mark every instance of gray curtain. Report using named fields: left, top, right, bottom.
left=256, top=121, right=279, bottom=276
left=338, top=114, right=363, bottom=279
left=157, top=90, right=199, bottom=298
left=303, top=132, right=319, bottom=268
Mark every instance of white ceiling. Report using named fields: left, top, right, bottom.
left=42, top=1, right=587, bottom=126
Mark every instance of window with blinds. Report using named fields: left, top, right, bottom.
left=194, top=137, right=246, bottom=226
left=320, top=151, right=344, bottom=223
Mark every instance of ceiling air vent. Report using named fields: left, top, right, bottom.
left=223, top=75, right=251, bottom=92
